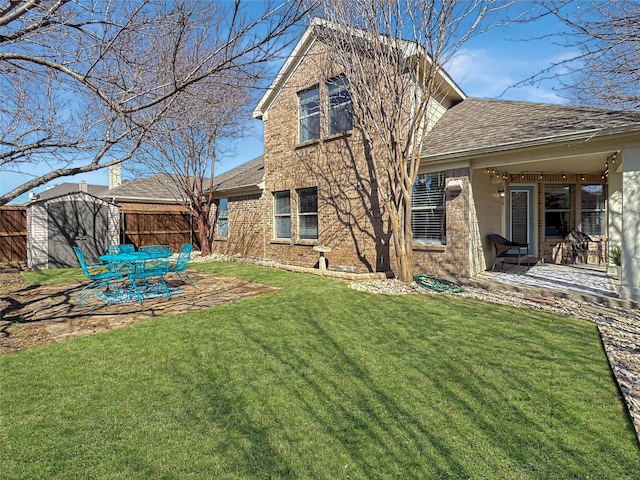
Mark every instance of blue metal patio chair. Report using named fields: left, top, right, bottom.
left=129, top=259, right=171, bottom=304
left=167, top=243, right=194, bottom=286
left=106, top=244, right=135, bottom=255
left=73, top=246, right=123, bottom=305
left=139, top=245, right=171, bottom=254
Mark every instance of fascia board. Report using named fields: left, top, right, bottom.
left=105, top=195, right=189, bottom=204
left=212, top=184, right=264, bottom=198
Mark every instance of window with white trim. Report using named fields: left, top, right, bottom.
left=328, top=75, right=352, bottom=136
left=411, top=172, right=446, bottom=244
left=545, top=185, right=571, bottom=237
left=217, top=198, right=228, bottom=238
left=297, top=187, right=318, bottom=240
left=580, top=184, right=605, bottom=236
left=274, top=191, right=291, bottom=239
left=299, top=86, right=320, bottom=143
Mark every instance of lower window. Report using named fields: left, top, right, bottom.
left=274, top=191, right=291, bottom=239
left=411, top=172, right=446, bottom=243
left=297, top=187, right=318, bottom=240
left=217, top=198, right=228, bottom=238
left=580, top=184, right=605, bottom=236
left=545, top=185, right=571, bottom=237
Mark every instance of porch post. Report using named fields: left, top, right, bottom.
left=621, top=146, right=640, bottom=302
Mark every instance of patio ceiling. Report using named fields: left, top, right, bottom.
left=472, top=149, right=622, bottom=177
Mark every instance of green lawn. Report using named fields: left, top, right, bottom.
left=2, top=262, right=639, bottom=479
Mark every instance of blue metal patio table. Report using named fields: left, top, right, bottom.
left=98, top=250, right=172, bottom=304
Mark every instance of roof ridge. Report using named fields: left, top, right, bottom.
left=461, top=97, right=640, bottom=115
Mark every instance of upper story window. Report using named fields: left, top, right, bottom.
left=274, top=191, right=291, bottom=239
left=411, top=172, right=446, bottom=244
left=299, top=86, right=320, bottom=143
left=297, top=187, right=318, bottom=240
left=580, top=184, right=605, bottom=236
left=217, top=198, right=228, bottom=238
left=328, top=75, right=352, bottom=136
left=545, top=185, right=571, bottom=237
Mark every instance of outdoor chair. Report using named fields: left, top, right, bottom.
left=167, top=243, right=194, bottom=286
left=563, top=230, right=606, bottom=265
left=106, top=244, right=135, bottom=255
left=129, top=259, right=171, bottom=304
left=488, top=234, right=530, bottom=272
left=73, top=246, right=123, bottom=305
left=139, top=245, right=171, bottom=255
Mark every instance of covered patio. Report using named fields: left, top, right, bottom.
left=468, top=135, right=640, bottom=302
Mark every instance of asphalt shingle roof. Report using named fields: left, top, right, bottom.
left=31, top=182, right=109, bottom=202
left=103, top=174, right=188, bottom=201
left=212, top=156, right=264, bottom=192
left=423, top=98, right=640, bottom=158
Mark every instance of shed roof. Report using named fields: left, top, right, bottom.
left=29, top=182, right=109, bottom=203
left=423, top=98, right=640, bottom=159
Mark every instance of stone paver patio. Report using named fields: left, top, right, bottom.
left=0, top=270, right=278, bottom=353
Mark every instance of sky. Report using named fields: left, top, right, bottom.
left=1, top=6, right=577, bottom=204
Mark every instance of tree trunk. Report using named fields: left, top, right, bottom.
left=393, top=195, right=414, bottom=283
left=195, top=213, right=211, bottom=256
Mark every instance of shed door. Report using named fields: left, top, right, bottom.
left=48, top=200, right=110, bottom=268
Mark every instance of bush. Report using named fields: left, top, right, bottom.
left=610, top=245, right=622, bottom=266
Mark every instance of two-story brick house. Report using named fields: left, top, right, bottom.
left=211, top=18, right=640, bottom=302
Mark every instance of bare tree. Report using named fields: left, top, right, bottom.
left=314, top=1, right=504, bottom=281
left=138, top=76, right=252, bottom=256
left=0, top=0, right=311, bottom=205
left=514, top=0, right=640, bottom=110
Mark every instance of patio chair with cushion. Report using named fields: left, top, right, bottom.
left=488, top=234, right=530, bottom=272
left=167, top=243, right=194, bottom=286
left=73, top=246, right=123, bottom=305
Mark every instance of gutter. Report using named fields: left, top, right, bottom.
left=106, top=195, right=190, bottom=204
left=210, top=182, right=264, bottom=197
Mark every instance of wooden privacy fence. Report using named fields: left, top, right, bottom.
left=121, top=211, right=201, bottom=252
left=0, top=206, right=27, bottom=264
left=0, top=207, right=201, bottom=267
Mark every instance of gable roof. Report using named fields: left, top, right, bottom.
left=211, top=156, right=264, bottom=194
left=254, top=17, right=465, bottom=119
left=102, top=174, right=190, bottom=203
left=423, top=98, right=640, bottom=160
left=29, top=182, right=109, bottom=203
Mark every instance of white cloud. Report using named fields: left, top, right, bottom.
left=446, top=47, right=569, bottom=104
